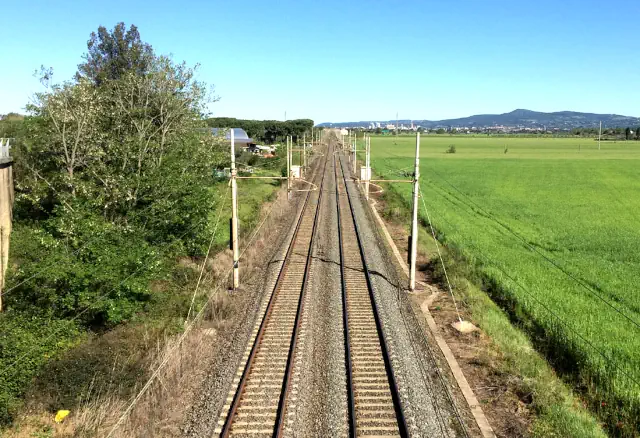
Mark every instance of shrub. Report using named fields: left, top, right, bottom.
left=6, top=213, right=162, bottom=327
left=0, top=312, right=81, bottom=424
left=446, top=144, right=456, bottom=154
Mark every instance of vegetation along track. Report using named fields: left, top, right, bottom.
left=215, top=145, right=330, bottom=437
left=335, top=152, right=409, bottom=438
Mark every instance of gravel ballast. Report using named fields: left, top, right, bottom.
left=337, top=150, right=472, bottom=437
left=185, top=140, right=481, bottom=437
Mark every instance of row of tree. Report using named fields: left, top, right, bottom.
left=206, top=117, right=314, bottom=144
left=571, top=126, right=640, bottom=140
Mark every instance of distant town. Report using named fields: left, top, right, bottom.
left=318, top=109, right=640, bottom=134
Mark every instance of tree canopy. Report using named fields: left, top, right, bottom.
left=206, top=117, right=314, bottom=144
left=76, top=22, right=154, bottom=85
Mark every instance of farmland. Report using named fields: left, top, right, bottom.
left=367, top=135, right=640, bottom=434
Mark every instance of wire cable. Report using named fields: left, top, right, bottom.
left=425, top=164, right=640, bottom=331
left=0, top=186, right=230, bottom=376
left=419, top=186, right=463, bottom=323
left=424, top=201, right=640, bottom=388
left=185, top=186, right=230, bottom=323
left=107, top=175, right=291, bottom=436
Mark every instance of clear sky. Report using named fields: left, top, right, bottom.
left=1, top=0, right=639, bottom=124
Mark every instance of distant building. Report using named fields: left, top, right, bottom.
left=248, top=144, right=276, bottom=157
left=207, top=128, right=255, bottom=148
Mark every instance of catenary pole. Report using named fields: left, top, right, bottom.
left=409, top=133, right=420, bottom=291
left=365, top=136, right=370, bottom=200
left=286, top=136, right=291, bottom=195
left=303, top=133, right=306, bottom=172
left=230, top=129, right=240, bottom=290
left=352, top=135, right=357, bottom=174
left=599, top=121, right=602, bottom=150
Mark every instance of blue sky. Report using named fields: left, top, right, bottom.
left=1, top=0, right=639, bottom=124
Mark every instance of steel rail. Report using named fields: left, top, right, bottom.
left=273, top=147, right=329, bottom=436
left=337, top=153, right=409, bottom=438
left=334, top=154, right=357, bottom=437
left=219, top=148, right=329, bottom=437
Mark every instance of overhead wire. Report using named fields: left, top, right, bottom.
left=185, top=186, right=230, bottom=323
left=419, top=185, right=463, bottom=323
left=379, top=144, right=640, bottom=402
left=0, top=183, right=226, bottom=303
left=425, top=164, right=640, bottom=331
left=0, top=186, right=231, bottom=376
left=422, top=192, right=640, bottom=387
left=107, top=147, right=315, bottom=435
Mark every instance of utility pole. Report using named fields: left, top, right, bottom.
left=303, top=133, right=307, bottom=172
left=286, top=136, right=291, bottom=195
left=352, top=135, right=357, bottom=174
left=364, top=135, right=370, bottom=200
left=1, top=138, right=14, bottom=311
left=599, top=121, right=602, bottom=150
left=230, top=130, right=240, bottom=291
left=409, top=133, right=420, bottom=291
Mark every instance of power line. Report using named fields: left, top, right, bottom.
left=419, top=185, right=462, bottom=323
left=107, top=177, right=285, bottom=436
left=185, top=187, right=230, bottom=322
left=424, top=165, right=640, bottom=331
left=379, top=149, right=640, bottom=384
left=0, top=184, right=228, bottom=303
left=423, top=203, right=640, bottom=388
left=0, top=187, right=231, bottom=376
left=471, top=240, right=640, bottom=387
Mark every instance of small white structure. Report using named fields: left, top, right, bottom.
left=340, top=128, right=349, bottom=136
left=0, top=138, right=11, bottom=160
left=291, top=165, right=301, bottom=179
left=360, top=166, right=371, bottom=181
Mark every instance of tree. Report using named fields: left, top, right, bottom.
left=77, top=22, right=154, bottom=86
left=636, top=127, right=640, bottom=141
left=25, top=68, right=103, bottom=200
left=625, top=127, right=631, bottom=140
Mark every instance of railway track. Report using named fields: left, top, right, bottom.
left=335, top=153, right=409, bottom=438
left=215, top=147, right=329, bottom=437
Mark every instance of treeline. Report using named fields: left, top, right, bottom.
left=206, top=117, right=314, bottom=144
left=571, top=126, right=640, bottom=140
left=1, top=23, right=228, bottom=424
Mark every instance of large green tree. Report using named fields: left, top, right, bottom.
left=12, top=25, right=225, bottom=324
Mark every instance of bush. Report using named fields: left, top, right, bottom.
left=6, top=212, right=162, bottom=327
left=0, top=312, right=81, bottom=424
left=446, top=144, right=456, bottom=154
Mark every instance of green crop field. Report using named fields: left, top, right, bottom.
left=367, top=135, right=640, bottom=433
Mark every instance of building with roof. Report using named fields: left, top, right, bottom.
left=206, top=128, right=255, bottom=148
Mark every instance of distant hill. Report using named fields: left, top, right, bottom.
left=318, top=109, right=640, bottom=129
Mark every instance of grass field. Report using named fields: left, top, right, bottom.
left=367, top=135, right=640, bottom=435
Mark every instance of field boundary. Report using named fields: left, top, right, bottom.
left=363, top=189, right=495, bottom=438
